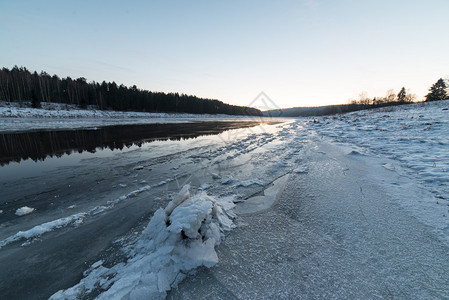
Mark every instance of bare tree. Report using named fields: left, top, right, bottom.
left=405, top=89, right=416, bottom=103
left=358, top=91, right=371, bottom=105
left=385, top=89, right=396, bottom=103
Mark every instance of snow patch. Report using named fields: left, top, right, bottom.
left=233, top=179, right=264, bottom=187
left=0, top=213, right=87, bottom=248
left=293, top=166, right=308, bottom=174
left=382, top=163, right=396, bottom=171
left=1, top=185, right=153, bottom=248
left=15, top=206, right=35, bottom=216
left=308, top=100, right=449, bottom=243
left=156, top=178, right=174, bottom=187
left=221, top=176, right=233, bottom=185
left=199, top=183, right=211, bottom=190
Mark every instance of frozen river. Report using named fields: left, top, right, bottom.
left=1, top=100, right=449, bottom=299
left=0, top=120, right=289, bottom=299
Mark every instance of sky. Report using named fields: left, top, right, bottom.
left=1, top=0, right=448, bottom=109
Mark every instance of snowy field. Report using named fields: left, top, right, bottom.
left=0, top=101, right=263, bottom=132
left=1, top=100, right=449, bottom=298
left=308, top=100, right=449, bottom=236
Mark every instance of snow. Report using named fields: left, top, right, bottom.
left=50, top=185, right=235, bottom=299
left=220, top=176, right=233, bottom=185
left=169, top=100, right=449, bottom=298
left=0, top=101, right=250, bottom=120
left=233, top=178, right=264, bottom=187
left=198, top=183, right=210, bottom=190
left=293, top=166, right=308, bottom=173
left=211, top=173, right=221, bottom=179
left=156, top=178, right=174, bottom=186
left=305, top=99, right=449, bottom=243
left=0, top=101, right=262, bottom=132
left=220, top=176, right=264, bottom=187
left=3, top=100, right=449, bottom=298
left=0, top=213, right=87, bottom=248
left=309, top=101, right=449, bottom=193
left=15, top=206, right=35, bottom=216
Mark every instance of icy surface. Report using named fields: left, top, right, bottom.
left=2, top=100, right=449, bottom=299
left=235, top=174, right=290, bottom=214
left=50, top=185, right=235, bottom=299
left=0, top=185, right=153, bottom=248
left=170, top=116, right=449, bottom=299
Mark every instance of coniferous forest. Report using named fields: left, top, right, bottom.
left=0, top=66, right=262, bottom=116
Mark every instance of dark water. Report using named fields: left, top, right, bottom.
left=0, top=121, right=263, bottom=166
left=0, top=119, right=291, bottom=300
left=0, top=120, right=274, bottom=300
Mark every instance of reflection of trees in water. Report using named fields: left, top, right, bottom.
left=0, top=122, right=261, bottom=166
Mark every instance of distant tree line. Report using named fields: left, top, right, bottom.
left=0, top=66, right=262, bottom=116
left=349, top=87, right=416, bottom=106
left=271, top=87, right=419, bottom=117
left=265, top=78, right=449, bottom=117
left=351, top=77, right=449, bottom=106
left=264, top=103, right=374, bottom=117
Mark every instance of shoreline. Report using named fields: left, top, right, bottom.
left=0, top=101, right=272, bottom=133
left=169, top=139, right=449, bottom=299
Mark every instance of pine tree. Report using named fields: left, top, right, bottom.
left=0, top=66, right=263, bottom=116
left=425, top=78, right=448, bottom=101
left=397, top=87, right=406, bottom=103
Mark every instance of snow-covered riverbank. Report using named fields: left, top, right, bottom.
left=308, top=99, right=449, bottom=235
left=0, top=101, right=265, bottom=132
left=170, top=100, right=449, bottom=298
left=171, top=138, right=449, bottom=299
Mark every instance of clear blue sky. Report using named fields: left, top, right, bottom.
left=1, top=0, right=448, bottom=109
